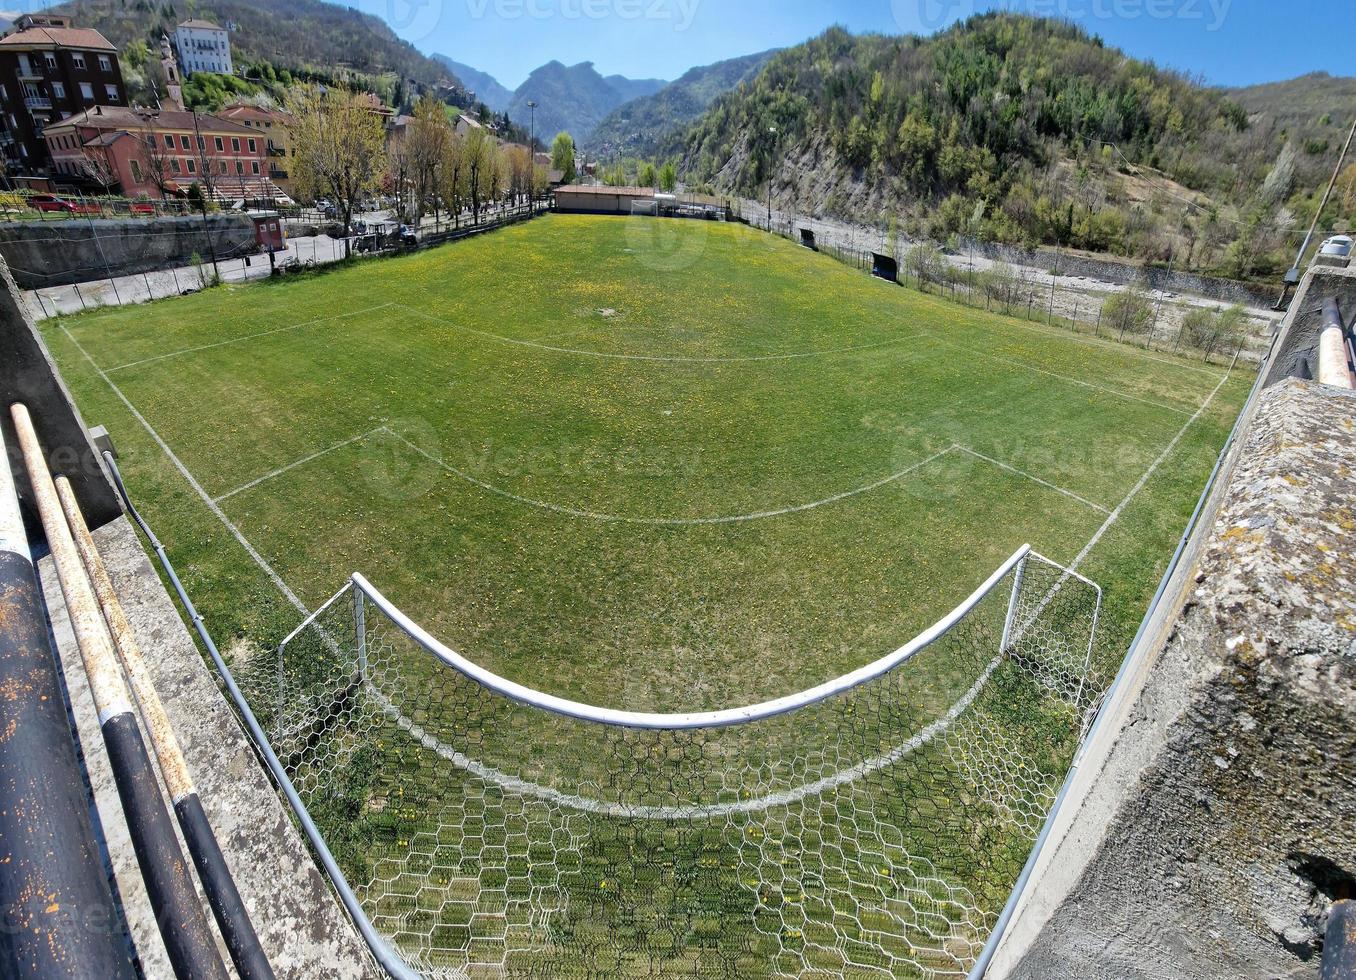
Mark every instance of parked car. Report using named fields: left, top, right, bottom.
left=29, top=194, right=100, bottom=214
left=1320, top=235, right=1353, bottom=258
left=396, top=224, right=417, bottom=247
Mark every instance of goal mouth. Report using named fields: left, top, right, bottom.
left=259, top=546, right=1102, bottom=977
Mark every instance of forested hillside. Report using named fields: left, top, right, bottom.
left=680, top=14, right=1345, bottom=281
left=434, top=56, right=514, bottom=112
left=54, top=0, right=463, bottom=106
left=590, top=49, right=777, bottom=159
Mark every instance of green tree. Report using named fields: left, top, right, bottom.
left=552, top=132, right=577, bottom=185
left=638, top=161, right=658, bottom=188
left=658, top=161, right=678, bottom=192
left=1102, top=287, right=1154, bottom=341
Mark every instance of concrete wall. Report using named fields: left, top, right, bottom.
left=0, top=214, right=258, bottom=289
left=1264, top=265, right=1356, bottom=389
left=991, top=263, right=1356, bottom=980
left=0, top=255, right=122, bottom=540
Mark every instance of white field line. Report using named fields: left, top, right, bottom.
left=1067, top=371, right=1232, bottom=572
left=213, top=427, right=385, bottom=503
left=383, top=427, right=955, bottom=525
left=398, top=304, right=922, bottom=364
left=921, top=331, right=1195, bottom=418
left=104, top=303, right=395, bottom=372
left=953, top=446, right=1111, bottom=515
left=60, top=326, right=312, bottom=620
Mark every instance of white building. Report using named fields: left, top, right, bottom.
left=174, top=19, right=232, bottom=76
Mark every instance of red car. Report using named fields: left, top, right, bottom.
left=29, top=194, right=103, bottom=215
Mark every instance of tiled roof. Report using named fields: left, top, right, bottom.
left=46, top=106, right=258, bottom=136
left=0, top=26, right=117, bottom=51
left=555, top=185, right=655, bottom=197
left=177, top=19, right=225, bottom=30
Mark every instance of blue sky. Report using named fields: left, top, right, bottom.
left=348, top=0, right=1350, bottom=90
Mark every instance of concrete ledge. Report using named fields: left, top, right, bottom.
left=995, top=379, right=1355, bottom=978
left=39, top=515, right=380, bottom=979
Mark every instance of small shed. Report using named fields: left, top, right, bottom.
left=249, top=210, right=285, bottom=251
left=872, top=252, right=899, bottom=283
left=554, top=185, right=656, bottom=216
left=800, top=228, right=817, bottom=250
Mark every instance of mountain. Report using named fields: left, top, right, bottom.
left=507, top=61, right=665, bottom=144
left=1227, top=72, right=1356, bottom=190
left=590, top=49, right=778, bottom=159
left=676, top=14, right=1322, bottom=280
left=53, top=0, right=461, bottom=92
left=434, top=56, right=513, bottom=112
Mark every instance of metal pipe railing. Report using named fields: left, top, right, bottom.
left=54, top=475, right=275, bottom=980
left=0, top=420, right=138, bottom=980
left=10, top=404, right=230, bottom=980
left=101, top=450, right=421, bottom=980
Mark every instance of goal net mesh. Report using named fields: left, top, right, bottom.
left=255, top=550, right=1100, bottom=978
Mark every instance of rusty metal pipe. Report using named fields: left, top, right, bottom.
left=9, top=403, right=229, bottom=980
left=0, top=422, right=137, bottom=980
left=55, top=476, right=275, bottom=980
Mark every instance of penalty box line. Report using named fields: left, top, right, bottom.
left=102, top=304, right=397, bottom=373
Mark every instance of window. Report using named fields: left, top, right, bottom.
left=219, top=161, right=226, bottom=174
left=247, top=137, right=256, bottom=153
left=180, top=134, right=190, bottom=150
left=187, top=158, right=195, bottom=174
left=130, top=159, right=141, bottom=181
left=43, top=53, right=57, bottom=70
left=79, top=82, right=93, bottom=100
left=235, top=161, right=243, bottom=174
left=171, top=159, right=181, bottom=174
left=214, top=136, right=223, bottom=151
left=51, top=81, right=64, bottom=99
left=164, top=134, right=174, bottom=149
left=72, top=53, right=86, bottom=69
left=105, top=85, right=118, bottom=102
left=197, top=136, right=204, bottom=150
left=250, top=160, right=259, bottom=175
left=98, top=55, right=111, bottom=72
left=231, top=137, right=240, bottom=152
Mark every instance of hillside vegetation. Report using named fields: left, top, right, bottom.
left=54, top=0, right=463, bottom=105
left=590, top=49, right=777, bottom=159
left=679, top=14, right=1350, bottom=281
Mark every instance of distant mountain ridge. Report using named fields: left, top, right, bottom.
left=505, top=61, right=665, bottom=143
left=590, top=48, right=778, bottom=158
left=434, top=56, right=513, bottom=112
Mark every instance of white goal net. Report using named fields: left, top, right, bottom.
left=257, top=546, right=1100, bottom=978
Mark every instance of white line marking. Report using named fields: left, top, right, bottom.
left=399, top=304, right=921, bottom=364
left=1066, top=372, right=1232, bottom=572
left=953, top=446, right=1111, bottom=515
left=384, top=427, right=955, bottom=525
left=921, top=332, right=1195, bottom=417
left=104, top=304, right=395, bottom=372
left=213, top=428, right=385, bottom=503
left=60, top=326, right=312, bottom=620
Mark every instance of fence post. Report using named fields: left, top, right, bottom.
left=72, top=281, right=86, bottom=310
left=354, top=586, right=368, bottom=679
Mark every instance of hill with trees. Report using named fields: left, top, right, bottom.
left=434, top=56, right=514, bottom=112
left=590, top=48, right=778, bottom=159
left=507, top=61, right=665, bottom=144
left=677, top=14, right=1346, bottom=282
left=53, top=0, right=465, bottom=107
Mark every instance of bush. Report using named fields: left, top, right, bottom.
left=1102, top=287, right=1154, bottom=339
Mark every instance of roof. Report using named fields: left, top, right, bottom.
left=0, top=26, right=117, bottom=51
left=218, top=103, right=291, bottom=124
left=554, top=185, right=655, bottom=198
left=177, top=19, right=225, bottom=30
left=45, top=106, right=258, bottom=136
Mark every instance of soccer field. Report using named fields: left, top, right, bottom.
left=44, top=214, right=1251, bottom=976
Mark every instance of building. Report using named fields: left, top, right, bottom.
left=553, top=184, right=655, bottom=215
left=0, top=15, right=125, bottom=178
left=174, top=19, right=232, bottom=76
left=42, top=106, right=285, bottom=202
left=160, top=33, right=184, bottom=110
left=218, top=102, right=294, bottom=195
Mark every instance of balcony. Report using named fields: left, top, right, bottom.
left=17, top=69, right=41, bottom=82
left=268, top=167, right=288, bottom=180
left=24, top=96, right=52, bottom=110
left=267, top=145, right=286, bottom=157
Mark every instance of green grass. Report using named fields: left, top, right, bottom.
left=43, top=214, right=1252, bottom=975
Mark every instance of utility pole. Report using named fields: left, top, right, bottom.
left=767, top=125, right=777, bottom=232
left=527, top=100, right=537, bottom=211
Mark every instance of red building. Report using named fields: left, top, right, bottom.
left=42, top=106, right=289, bottom=202
left=0, top=15, right=126, bottom=179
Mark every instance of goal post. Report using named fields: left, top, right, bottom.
left=630, top=198, right=658, bottom=217
left=258, top=546, right=1102, bottom=977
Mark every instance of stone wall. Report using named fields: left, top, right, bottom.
left=0, top=214, right=258, bottom=289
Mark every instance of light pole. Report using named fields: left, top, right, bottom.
left=527, top=100, right=537, bottom=211
left=767, top=125, right=778, bottom=232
